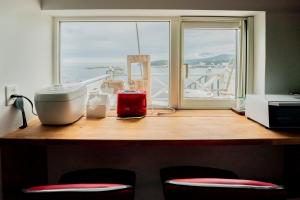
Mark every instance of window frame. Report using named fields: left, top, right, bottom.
left=53, top=16, right=253, bottom=109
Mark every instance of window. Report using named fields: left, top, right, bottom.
left=180, top=18, right=247, bottom=109
left=54, top=17, right=251, bottom=109
left=59, top=20, right=170, bottom=107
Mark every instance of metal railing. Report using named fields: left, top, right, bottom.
left=80, top=74, right=111, bottom=86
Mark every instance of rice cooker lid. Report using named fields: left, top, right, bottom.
left=35, top=84, right=87, bottom=102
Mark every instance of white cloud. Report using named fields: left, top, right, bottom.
left=61, top=22, right=169, bottom=65
left=61, top=22, right=236, bottom=65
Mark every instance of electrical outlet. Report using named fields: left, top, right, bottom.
left=5, top=85, right=19, bottom=106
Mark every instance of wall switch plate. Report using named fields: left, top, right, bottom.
left=5, top=85, right=19, bottom=106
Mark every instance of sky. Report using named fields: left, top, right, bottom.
left=60, top=21, right=237, bottom=65
left=184, top=29, right=237, bottom=60
left=60, top=21, right=170, bottom=65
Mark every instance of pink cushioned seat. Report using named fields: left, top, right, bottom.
left=166, top=178, right=283, bottom=189
left=161, top=166, right=286, bottom=200
left=24, top=183, right=130, bottom=193
left=23, top=168, right=135, bottom=200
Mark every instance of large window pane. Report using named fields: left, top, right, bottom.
left=60, top=21, right=169, bottom=107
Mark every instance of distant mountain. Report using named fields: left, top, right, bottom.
left=151, top=54, right=234, bottom=66
left=151, top=60, right=169, bottom=66
left=186, top=54, right=234, bottom=65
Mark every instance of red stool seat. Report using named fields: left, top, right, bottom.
left=166, top=178, right=283, bottom=190
left=24, top=183, right=131, bottom=193
left=161, top=166, right=286, bottom=200
left=23, top=169, right=135, bottom=200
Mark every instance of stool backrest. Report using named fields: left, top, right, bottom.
left=160, top=166, right=239, bottom=183
left=59, top=168, right=136, bottom=186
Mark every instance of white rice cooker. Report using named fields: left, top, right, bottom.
left=34, top=84, right=87, bottom=125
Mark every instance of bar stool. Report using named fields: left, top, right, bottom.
left=23, top=168, right=135, bottom=200
left=161, top=166, right=286, bottom=200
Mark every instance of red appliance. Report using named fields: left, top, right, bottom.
left=117, top=90, right=147, bottom=117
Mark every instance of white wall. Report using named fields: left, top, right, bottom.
left=0, top=0, right=52, bottom=136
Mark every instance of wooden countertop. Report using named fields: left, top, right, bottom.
left=1, top=110, right=300, bottom=145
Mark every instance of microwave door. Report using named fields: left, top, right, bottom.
left=269, top=102, right=300, bottom=106
left=269, top=102, right=300, bottom=128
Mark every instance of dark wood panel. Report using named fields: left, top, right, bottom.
left=284, top=145, right=300, bottom=198
left=1, top=144, right=48, bottom=200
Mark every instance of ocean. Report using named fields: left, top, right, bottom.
left=61, top=63, right=235, bottom=106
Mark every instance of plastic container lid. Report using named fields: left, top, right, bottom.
left=34, top=84, right=87, bottom=102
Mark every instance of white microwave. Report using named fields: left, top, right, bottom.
left=245, top=94, right=300, bottom=128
